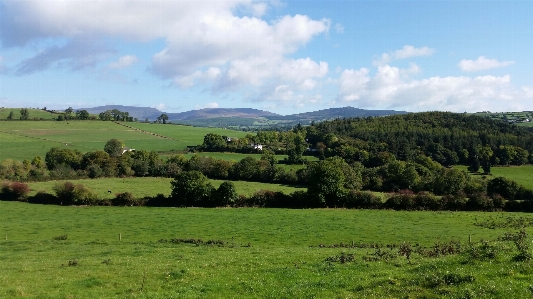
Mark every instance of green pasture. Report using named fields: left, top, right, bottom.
left=457, top=165, right=533, bottom=189
left=0, top=121, right=177, bottom=161
left=0, top=108, right=58, bottom=120
left=121, top=122, right=249, bottom=145
left=2, top=201, right=533, bottom=298
left=0, top=121, right=254, bottom=161
left=28, top=177, right=305, bottom=199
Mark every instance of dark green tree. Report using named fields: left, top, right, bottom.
left=76, top=110, right=89, bottom=120
left=19, top=108, right=29, bottom=120
left=7, top=110, right=14, bottom=120
left=104, top=139, right=125, bottom=158
left=170, top=171, right=215, bottom=206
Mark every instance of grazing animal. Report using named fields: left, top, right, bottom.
left=108, top=190, right=112, bottom=193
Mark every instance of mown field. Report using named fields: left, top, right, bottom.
left=27, top=177, right=305, bottom=199
left=1, top=201, right=533, bottom=298
left=0, top=121, right=248, bottom=161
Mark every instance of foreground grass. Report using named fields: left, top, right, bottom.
left=1, top=202, right=533, bottom=298
left=28, top=177, right=305, bottom=199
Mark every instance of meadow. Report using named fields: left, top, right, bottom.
left=0, top=121, right=248, bottom=161
left=1, top=201, right=533, bottom=298
left=457, top=165, right=533, bottom=189
left=27, top=177, right=305, bottom=199
left=0, top=108, right=58, bottom=120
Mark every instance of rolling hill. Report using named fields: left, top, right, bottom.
left=79, top=105, right=408, bottom=128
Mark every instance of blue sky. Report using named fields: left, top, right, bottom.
left=1, top=0, right=532, bottom=115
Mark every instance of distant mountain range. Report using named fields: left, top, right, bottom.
left=80, top=105, right=408, bottom=128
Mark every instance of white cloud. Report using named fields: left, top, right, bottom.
left=335, top=23, right=344, bottom=33
left=374, top=45, right=435, bottom=65
left=458, top=56, right=515, bottom=72
left=336, top=63, right=531, bottom=112
left=108, top=55, right=138, bottom=69
left=196, top=102, right=220, bottom=109
left=151, top=103, right=167, bottom=111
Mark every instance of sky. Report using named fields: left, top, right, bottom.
left=0, top=0, right=532, bottom=115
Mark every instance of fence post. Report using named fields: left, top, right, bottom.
left=119, top=233, right=122, bottom=241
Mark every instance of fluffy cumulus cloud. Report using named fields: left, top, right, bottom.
left=458, top=56, right=515, bottom=72
left=196, top=102, right=220, bottom=109
left=336, top=64, right=531, bottom=112
left=108, top=55, right=138, bottom=69
left=374, top=45, right=435, bottom=66
left=0, top=0, right=330, bottom=108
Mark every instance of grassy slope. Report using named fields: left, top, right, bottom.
left=1, top=202, right=533, bottom=298
left=0, top=108, right=59, bottom=120
left=457, top=165, right=533, bottom=189
left=0, top=121, right=251, bottom=161
left=28, top=177, right=305, bottom=198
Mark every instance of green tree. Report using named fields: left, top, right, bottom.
left=19, top=108, right=29, bottom=120
left=202, top=133, right=227, bottom=151
left=213, top=181, right=238, bottom=207
left=260, top=149, right=276, bottom=167
left=479, top=146, right=493, bottom=174
left=104, top=139, right=125, bottom=158
left=44, top=147, right=83, bottom=170
left=157, top=113, right=169, bottom=124
left=433, top=168, right=468, bottom=195
left=170, top=171, right=215, bottom=206
left=76, top=110, right=89, bottom=120
left=7, top=110, right=14, bottom=120
left=65, top=107, right=73, bottom=119
left=306, top=157, right=348, bottom=207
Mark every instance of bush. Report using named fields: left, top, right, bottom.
left=212, top=181, right=239, bottom=207
left=0, top=181, right=30, bottom=201
left=441, top=193, right=468, bottom=211
left=466, top=193, right=495, bottom=211
left=53, top=182, right=98, bottom=205
left=27, top=191, right=59, bottom=205
left=170, top=171, right=215, bottom=207
left=413, top=192, right=441, bottom=211
left=343, top=191, right=382, bottom=209
left=384, top=191, right=416, bottom=210
left=112, top=192, right=143, bottom=206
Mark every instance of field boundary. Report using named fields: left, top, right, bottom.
left=114, top=121, right=176, bottom=141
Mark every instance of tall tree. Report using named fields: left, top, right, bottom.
left=19, top=108, right=29, bottom=120
left=104, top=139, right=125, bottom=158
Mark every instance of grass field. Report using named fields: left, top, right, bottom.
left=1, top=201, right=533, bottom=298
left=122, top=122, right=250, bottom=144
left=0, top=108, right=59, bottom=120
left=27, top=177, right=305, bottom=198
left=0, top=121, right=249, bottom=161
left=457, top=165, right=533, bottom=189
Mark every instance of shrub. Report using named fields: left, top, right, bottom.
left=466, top=193, right=495, bottom=211
left=441, top=193, right=468, bottom=211
left=53, top=182, right=98, bottom=205
left=212, top=181, right=239, bottom=207
left=112, top=192, right=142, bottom=206
left=170, top=171, right=215, bottom=207
left=27, top=191, right=59, bottom=205
left=384, top=191, right=416, bottom=210
left=344, top=191, right=382, bottom=209
left=0, top=181, right=30, bottom=201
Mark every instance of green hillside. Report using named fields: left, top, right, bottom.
left=0, top=108, right=59, bottom=120
left=0, top=121, right=249, bottom=161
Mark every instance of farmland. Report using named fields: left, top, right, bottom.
left=0, top=121, right=248, bottom=161
left=27, top=177, right=305, bottom=199
left=2, top=201, right=533, bottom=298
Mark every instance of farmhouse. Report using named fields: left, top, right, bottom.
left=122, top=147, right=135, bottom=154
